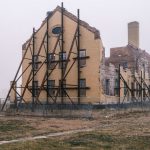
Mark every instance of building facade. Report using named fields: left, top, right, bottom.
left=6, top=9, right=150, bottom=110
left=8, top=5, right=104, bottom=105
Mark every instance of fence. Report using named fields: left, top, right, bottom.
left=1, top=97, right=150, bottom=117
left=4, top=103, right=93, bottom=119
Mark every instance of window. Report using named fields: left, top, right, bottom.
left=48, top=80, right=55, bottom=96
left=59, top=52, right=67, bottom=69
left=121, top=61, right=128, bottom=69
left=48, top=53, right=55, bottom=61
left=79, top=49, right=86, bottom=67
left=32, top=81, right=38, bottom=97
left=48, top=53, right=55, bottom=70
left=79, top=50, right=86, bottom=57
left=124, top=81, right=127, bottom=96
left=105, top=79, right=110, bottom=95
left=143, top=63, right=145, bottom=68
left=33, top=55, right=38, bottom=70
left=149, top=85, right=150, bottom=97
left=143, top=87, right=146, bottom=100
left=136, top=83, right=139, bottom=97
left=58, top=80, right=66, bottom=96
left=131, top=82, right=135, bottom=97
left=52, top=26, right=62, bottom=35
left=80, top=79, right=86, bottom=97
left=59, top=52, right=66, bottom=60
left=114, top=79, right=119, bottom=96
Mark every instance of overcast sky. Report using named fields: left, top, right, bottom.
left=0, top=0, right=150, bottom=97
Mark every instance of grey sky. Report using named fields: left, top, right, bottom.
left=0, top=0, right=150, bottom=97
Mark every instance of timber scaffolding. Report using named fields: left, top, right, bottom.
left=1, top=3, right=89, bottom=112
left=1, top=4, right=150, bottom=112
left=116, top=64, right=150, bottom=106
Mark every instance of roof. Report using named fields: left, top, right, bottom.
left=22, top=6, right=101, bottom=50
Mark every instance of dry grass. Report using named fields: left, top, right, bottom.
left=1, top=131, right=150, bottom=150
left=1, top=109, right=150, bottom=149
left=0, top=115, right=96, bottom=141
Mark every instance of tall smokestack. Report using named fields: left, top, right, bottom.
left=128, top=21, right=139, bottom=48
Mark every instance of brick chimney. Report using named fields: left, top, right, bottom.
left=128, top=21, right=139, bottom=48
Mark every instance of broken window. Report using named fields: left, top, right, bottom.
left=105, top=79, right=110, bottom=95
left=114, top=79, right=119, bottom=96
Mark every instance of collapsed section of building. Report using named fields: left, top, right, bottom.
left=102, top=21, right=150, bottom=104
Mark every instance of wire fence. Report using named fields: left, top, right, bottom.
left=2, top=103, right=93, bottom=119
left=1, top=97, right=150, bottom=118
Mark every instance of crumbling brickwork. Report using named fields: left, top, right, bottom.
left=101, top=21, right=150, bottom=104
left=108, top=44, right=150, bottom=76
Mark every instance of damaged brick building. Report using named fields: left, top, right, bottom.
left=102, top=21, right=150, bottom=104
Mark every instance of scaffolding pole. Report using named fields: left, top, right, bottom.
left=32, top=28, right=35, bottom=112
left=77, top=9, right=81, bottom=104
left=46, top=14, right=49, bottom=105
left=61, top=2, right=64, bottom=104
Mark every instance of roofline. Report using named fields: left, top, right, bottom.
left=22, top=5, right=101, bottom=49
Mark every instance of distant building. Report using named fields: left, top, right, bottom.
left=102, top=21, right=150, bottom=103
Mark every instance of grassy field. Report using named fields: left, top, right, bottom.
left=1, top=109, right=150, bottom=149
left=1, top=131, right=150, bottom=150
left=0, top=119, right=35, bottom=141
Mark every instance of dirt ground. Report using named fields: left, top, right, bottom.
left=1, top=108, right=150, bottom=149
left=1, top=108, right=150, bottom=139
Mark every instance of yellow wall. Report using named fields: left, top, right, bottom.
left=21, top=10, right=103, bottom=104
